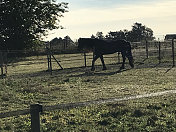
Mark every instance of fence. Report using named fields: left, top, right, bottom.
left=131, top=39, right=175, bottom=67
left=1, top=89, right=176, bottom=132
left=0, top=39, right=175, bottom=77
left=41, top=39, right=176, bottom=74
left=0, top=40, right=175, bottom=74
left=0, top=51, right=7, bottom=78
left=80, top=40, right=175, bottom=69
left=0, top=39, right=176, bottom=131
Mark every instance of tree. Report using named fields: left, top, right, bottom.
left=91, top=34, right=96, bottom=39
left=0, top=0, right=68, bottom=50
left=106, top=30, right=126, bottom=40
left=144, top=27, right=155, bottom=41
left=129, top=22, right=154, bottom=42
left=96, top=32, right=104, bottom=40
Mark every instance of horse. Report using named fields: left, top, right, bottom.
left=78, top=38, right=134, bottom=71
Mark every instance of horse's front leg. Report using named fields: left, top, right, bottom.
left=120, top=52, right=126, bottom=70
left=100, top=55, right=107, bottom=70
left=91, top=55, right=99, bottom=71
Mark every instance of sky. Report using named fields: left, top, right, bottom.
left=43, top=0, right=176, bottom=41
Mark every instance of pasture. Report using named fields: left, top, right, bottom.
left=0, top=49, right=176, bottom=131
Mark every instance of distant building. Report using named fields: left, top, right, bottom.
left=165, top=34, right=176, bottom=40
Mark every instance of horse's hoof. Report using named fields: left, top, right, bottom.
left=120, top=66, right=124, bottom=70
left=130, top=63, right=134, bottom=68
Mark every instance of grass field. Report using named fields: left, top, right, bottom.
left=0, top=52, right=176, bottom=131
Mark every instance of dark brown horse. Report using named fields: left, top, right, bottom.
left=78, top=38, right=134, bottom=71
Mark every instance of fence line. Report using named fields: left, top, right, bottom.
left=1, top=89, right=176, bottom=131
left=1, top=89, right=176, bottom=118
left=1, top=40, right=175, bottom=76
left=43, top=39, right=176, bottom=73
left=0, top=109, right=30, bottom=118
left=172, top=39, right=175, bottom=66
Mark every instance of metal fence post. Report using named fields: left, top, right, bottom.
left=1, top=66, right=3, bottom=79
left=84, top=52, right=87, bottom=67
left=145, top=40, right=149, bottom=59
left=30, top=104, right=43, bottom=132
left=172, top=39, right=175, bottom=67
left=158, top=41, right=161, bottom=64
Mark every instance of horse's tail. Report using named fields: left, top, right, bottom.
left=126, top=42, right=134, bottom=68
left=126, top=42, right=132, bottom=56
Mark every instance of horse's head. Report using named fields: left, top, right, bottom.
left=78, top=38, right=94, bottom=52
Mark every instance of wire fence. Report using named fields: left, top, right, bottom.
left=0, top=39, right=176, bottom=131
left=0, top=40, right=175, bottom=75
left=1, top=89, right=176, bottom=132
left=131, top=40, right=175, bottom=67
left=45, top=40, right=175, bottom=73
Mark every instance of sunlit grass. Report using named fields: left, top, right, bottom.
left=0, top=52, right=175, bottom=131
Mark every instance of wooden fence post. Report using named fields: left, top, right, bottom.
left=158, top=41, right=161, bottom=64
left=47, top=54, right=50, bottom=71
left=49, top=52, right=52, bottom=75
left=145, top=40, right=149, bottom=59
left=0, top=52, right=3, bottom=79
left=172, top=39, right=175, bottom=67
left=1, top=66, right=3, bottom=79
left=30, top=104, right=43, bottom=132
left=0, top=52, right=7, bottom=79
left=84, top=52, right=87, bottom=67
left=49, top=42, right=52, bottom=75
left=46, top=42, right=52, bottom=75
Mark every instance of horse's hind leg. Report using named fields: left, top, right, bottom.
left=91, top=55, right=99, bottom=71
left=120, top=52, right=126, bottom=70
left=127, top=56, right=134, bottom=68
left=126, top=51, right=134, bottom=68
left=100, top=55, right=107, bottom=70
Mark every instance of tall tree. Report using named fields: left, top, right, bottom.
left=144, top=27, right=155, bottom=41
left=106, top=30, right=126, bottom=40
left=0, top=0, right=68, bottom=50
left=129, top=22, right=154, bottom=42
left=96, top=32, right=104, bottom=40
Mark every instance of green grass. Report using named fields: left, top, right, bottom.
left=1, top=95, right=176, bottom=131
left=0, top=52, right=176, bottom=131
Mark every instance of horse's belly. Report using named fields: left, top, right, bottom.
left=95, top=45, right=122, bottom=55
left=100, top=49, right=119, bottom=55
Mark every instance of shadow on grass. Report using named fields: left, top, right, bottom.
left=7, top=63, right=128, bottom=79
left=69, top=68, right=131, bottom=78
left=165, top=66, right=174, bottom=73
left=7, top=60, right=175, bottom=79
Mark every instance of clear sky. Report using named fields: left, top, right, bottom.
left=43, top=0, right=176, bottom=41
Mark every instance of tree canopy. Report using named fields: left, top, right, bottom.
left=93, top=22, right=155, bottom=42
left=0, top=0, right=68, bottom=50
left=129, top=22, right=154, bottom=41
